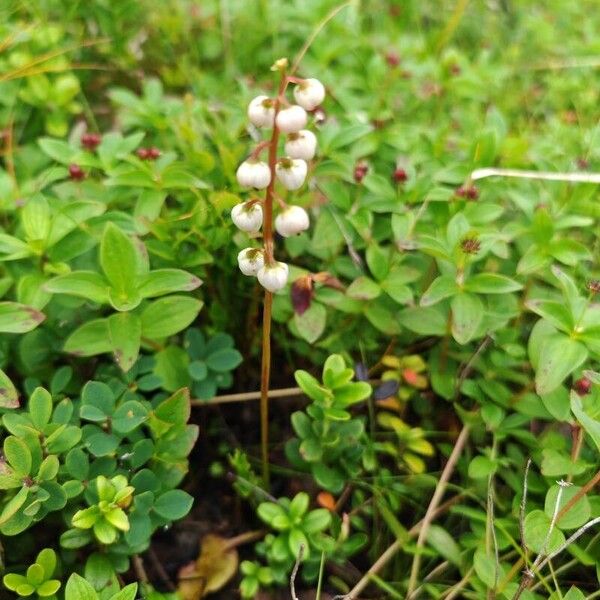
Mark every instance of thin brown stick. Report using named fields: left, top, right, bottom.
left=406, top=425, right=471, bottom=596
left=345, top=494, right=464, bottom=599
left=556, top=468, right=600, bottom=524
left=132, top=555, right=149, bottom=584
left=290, top=544, right=305, bottom=600
left=146, top=548, right=176, bottom=592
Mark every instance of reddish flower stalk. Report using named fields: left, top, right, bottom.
left=259, top=65, right=289, bottom=487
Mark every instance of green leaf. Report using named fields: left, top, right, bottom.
left=545, top=484, right=590, bottom=530
left=37, top=580, right=61, bottom=597
left=4, top=436, right=32, bottom=475
left=334, top=382, right=372, bottom=406
left=366, top=242, right=389, bottom=281
left=29, top=387, right=53, bottom=430
left=302, top=509, right=331, bottom=534
left=45, top=272, right=109, bottom=304
left=0, top=487, right=29, bottom=526
left=427, top=525, right=462, bottom=566
left=64, top=319, right=112, bottom=357
left=526, top=300, right=573, bottom=333
left=36, top=548, right=57, bottom=579
left=420, top=276, right=459, bottom=306
left=399, top=306, right=447, bottom=336
left=464, top=273, right=522, bottom=294
left=112, top=401, right=148, bottom=434
left=38, top=455, right=59, bottom=481
left=571, top=391, right=600, bottom=454
left=0, top=234, right=33, bottom=261
left=109, top=584, right=138, bottom=600
left=100, top=224, right=142, bottom=311
left=0, top=368, right=19, bottom=409
left=108, top=312, right=141, bottom=372
left=0, top=302, right=45, bottom=334
left=141, top=296, right=203, bottom=339
left=451, top=293, right=484, bottom=344
left=154, top=346, right=191, bottom=392
left=65, top=574, right=99, bottom=600
left=294, top=370, right=330, bottom=402
left=524, top=509, right=565, bottom=554
left=86, top=432, right=120, bottom=457
left=137, top=269, right=202, bottom=298
left=154, top=388, right=191, bottom=425
left=205, top=348, right=243, bottom=372
left=153, top=490, right=193, bottom=520
left=22, top=194, right=51, bottom=245
left=346, top=276, right=381, bottom=301
left=293, top=302, right=327, bottom=344
left=535, top=335, right=588, bottom=396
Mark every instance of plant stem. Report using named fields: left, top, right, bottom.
left=406, top=424, right=471, bottom=597
left=345, top=494, right=464, bottom=599
left=259, top=66, right=287, bottom=488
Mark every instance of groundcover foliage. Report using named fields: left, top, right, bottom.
left=1, top=0, right=600, bottom=598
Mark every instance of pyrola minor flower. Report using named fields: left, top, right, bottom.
left=275, top=205, right=310, bottom=237
left=275, top=105, right=307, bottom=133
left=231, top=202, right=263, bottom=233
left=293, top=78, right=326, bottom=111
left=285, top=130, right=317, bottom=160
left=275, top=158, right=307, bottom=190
left=257, top=261, right=289, bottom=292
left=247, top=95, right=275, bottom=128
left=237, top=248, right=265, bottom=276
left=236, top=159, right=271, bottom=189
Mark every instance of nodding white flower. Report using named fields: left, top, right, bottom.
left=247, top=95, right=275, bottom=128
left=231, top=202, right=263, bottom=233
left=236, top=159, right=271, bottom=189
left=275, top=205, right=310, bottom=237
left=285, top=130, right=317, bottom=160
left=293, top=78, right=325, bottom=111
left=275, top=158, right=307, bottom=190
left=237, top=248, right=265, bottom=276
left=257, top=261, right=289, bottom=292
left=275, top=105, right=307, bottom=133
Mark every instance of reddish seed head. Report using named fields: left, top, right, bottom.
left=587, top=280, right=600, bottom=294
left=573, top=377, right=592, bottom=396
left=450, top=64, right=461, bottom=76
left=354, top=162, right=368, bottom=183
left=393, top=167, right=408, bottom=183
left=68, top=164, right=85, bottom=181
left=577, top=157, right=589, bottom=170
left=81, top=132, right=101, bottom=150
left=385, top=51, right=401, bottom=67
left=460, top=237, right=481, bottom=255
left=456, top=185, right=479, bottom=200
left=137, top=147, right=160, bottom=160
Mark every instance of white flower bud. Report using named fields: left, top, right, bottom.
left=275, top=105, right=307, bottom=133
left=231, top=202, right=263, bottom=233
left=293, top=78, right=325, bottom=111
left=275, top=205, right=310, bottom=237
left=275, top=158, right=307, bottom=190
left=247, top=95, right=275, bottom=128
left=257, top=261, right=289, bottom=292
left=237, top=248, right=265, bottom=276
left=236, top=159, right=271, bottom=189
left=284, top=130, right=317, bottom=160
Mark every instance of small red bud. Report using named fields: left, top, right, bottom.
left=455, top=185, right=478, bottom=200
left=393, top=167, right=408, bottom=183
left=576, top=157, right=589, bottom=170
left=137, top=148, right=150, bottom=159
left=81, top=132, right=101, bottom=150
left=574, top=377, right=592, bottom=396
left=68, top=164, right=85, bottom=181
left=385, top=52, right=401, bottom=67
left=354, top=162, right=368, bottom=183
left=148, top=147, right=161, bottom=159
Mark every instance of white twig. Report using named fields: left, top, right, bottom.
left=290, top=544, right=305, bottom=600
left=471, top=168, right=600, bottom=184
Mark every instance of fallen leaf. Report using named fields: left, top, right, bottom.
left=177, top=534, right=238, bottom=599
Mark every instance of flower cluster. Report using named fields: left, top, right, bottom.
left=231, top=70, right=325, bottom=293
